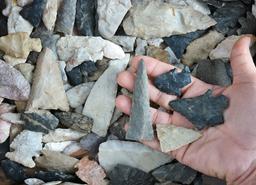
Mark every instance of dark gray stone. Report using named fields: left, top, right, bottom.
left=154, top=67, right=191, bottom=96
left=55, top=0, right=77, bottom=35
left=19, top=0, right=47, bottom=27
left=80, top=132, right=105, bottom=155
left=109, top=115, right=129, bottom=140
left=53, top=111, right=93, bottom=133
left=202, top=175, right=226, bottom=185
left=126, top=60, right=154, bottom=141
left=0, top=15, right=7, bottom=37
left=88, top=59, right=109, bottom=82
left=152, top=163, right=197, bottom=184
left=0, top=139, right=9, bottom=161
left=21, top=110, right=59, bottom=133
left=35, top=171, right=79, bottom=183
left=237, top=12, right=256, bottom=35
left=195, top=59, right=232, bottom=87
left=109, top=164, right=155, bottom=185
left=75, top=0, right=96, bottom=36
left=169, top=90, right=229, bottom=130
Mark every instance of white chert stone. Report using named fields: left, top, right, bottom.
left=43, top=128, right=87, bottom=143
left=0, top=120, right=11, bottom=144
left=0, top=113, right=24, bottom=124
left=26, top=48, right=69, bottom=111
left=109, top=36, right=136, bottom=52
left=17, top=0, right=33, bottom=7
left=82, top=55, right=130, bottom=136
left=157, top=124, right=202, bottom=152
left=135, top=38, right=148, bottom=55
left=58, top=61, right=68, bottom=83
left=147, top=38, right=164, bottom=47
left=6, top=130, right=43, bottom=168
left=14, top=63, right=35, bottom=84
left=43, top=0, right=58, bottom=31
left=97, top=0, right=132, bottom=39
left=57, top=36, right=125, bottom=69
left=43, top=141, right=74, bottom=152
left=123, top=1, right=216, bottom=39
left=66, top=82, right=94, bottom=108
left=3, top=55, right=27, bottom=66
left=8, top=6, right=33, bottom=35
left=24, top=178, right=45, bottom=185
left=98, top=140, right=172, bottom=172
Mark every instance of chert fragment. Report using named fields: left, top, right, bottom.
left=14, top=63, right=34, bottom=84
left=43, top=141, right=73, bottom=152
left=169, top=90, right=229, bottom=129
left=147, top=38, right=164, bottom=47
left=53, top=112, right=93, bottom=133
left=109, top=36, right=136, bottom=52
left=3, top=55, right=26, bottom=66
left=0, top=32, right=42, bottom=59
left=26, top=48, right=69, bottom=111
left=35, top=150, right=78, bottom=173
left=19, top=0, right=47, bottom=27
left=34, top=171, right=78, bottom=183
left=24, top=178, right=45, bottom=185
left=5, top=130, right=42, bottom=168
left=109, top=115, right=128, bottom=140
left=0, top=113, right=24, bottom=124
left=43, top=0, right=58, bottom=31
left=88, top=59, right=109, bottom=82
left=98, top=140, right=172, bottom=172
left=126, top=60, right=153, bottom=141
left=83, top=55, right=130, bottom=136
left=0, top=120, right=11, bottom=143
left=123, top=1, right=216, bottom=39
left=63, top=142, right=86, bottom=158
left=21, top=110, right=59, bottom=133
left=154, top=67, right=191, bottom=96
left=75, top=156, right=106, bottom=185
left=58, top=61, right=68, bottom=83
left=147, top=46, right=170, bottom=63
left=0, top=60, right=30, bottom=101
left=97, top=0, right=132, bottom=38
left=0, top=103, right=15, bottom=115
left=17, top=0, right=34, bottom=7
left=156, top=124, right=201, bottom=152
left=80, top=133, right=105, bottom=155
left=135, top=38, right=148, bottom=55
left=237, top=12, right=256, bottom=35
left=108, top=164, right=154, bottom=185
left=55, top=0, right=77, bottom=35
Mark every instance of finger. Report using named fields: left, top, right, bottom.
left=230, top=36, right=256, bottom=84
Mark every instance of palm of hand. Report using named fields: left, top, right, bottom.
left=116, top=37, right=256, bottom=184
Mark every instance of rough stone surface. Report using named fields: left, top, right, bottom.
left=24, top=178, right=45, bottom=185
left=98, top=140, right=172, bottom=172
left=83, top=55, right=130, bottom=136
left=154, top=67, right=191, bottom=96
left=34, top=171, right=78, bottom=183
left=0, top=113, right=24, bottom=124
left=109, top=36, right=136, bottom=52
left=21, top=110, right=59, bottom=133
left=0, top=32, right=42, bottom=59
left=75, top=0, right=96, bottom=36
left=147, top=46, right=170, bottom=64
left=43, top=0, right=58, bottom=31
left=58, top=61, right=68, bottom=84
left=0, top=60, right=30, bottom=101
left=108, top=164, right=155, bottom=185
left=75, top=156, right=106, bottom=185
left=123, top=1, right=216, bottom=39
left=5, top=130, right=42, bottom=168
left=14, top=63, right=34, bottom=84
left=182, top=30, right=225, bottom=66
left=135, top=38, right=148, bottom=55
left=26, top=48, right=69, bottom=111
left=0, top=120, right=11, bottom=144
left=147, top=38, right=164, bottom=47
left=17, top=0, right=34, bottom=7
left=19, top=0, right=47, bottom=27
left=253, top=1, right=256, bottom=18
left=80, top=133, right=105, bottom=155
left=66, top=82, right=94, bottom=108
left=53, top=111, right=93, bottom=133
left=3, top=55, right=26, bottom=66
left=157, top=124, right=202, bottom=152
left=0, top=15, right=7, bottom=37
left=169, top=90, right=229, bottom=130
left=43, top=141, right=73, bottom=153
left=88, top=59, right=109, bottom=82
left=97, top=0, right=132, bottom=38
left=109, top=115, right=128, bottom=140
left=152, top=163, right=197, bottom=184
left=126, top=60, right=153, bottom=141
left=35, top=150, right=78, bottom=173
left=238, top=12, right=256, bottom=35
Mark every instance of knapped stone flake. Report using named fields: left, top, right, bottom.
left=14, top=63, right=34, bottom=84
left=43, top=141, right=73, bottom=152
left=43, top=0, right=58, bottom=31
left=109, top=36, right=136, bottom=52
left=26, top=48, right=69, bottom=111
left=126, top=60, right=154, bottom=141
left=98, top=140, right=172, bottom=173
left=3, top=55, right=26, bottom=66
left=83, top=55, right=130, bottom=136
left=0, top=120, right=11, bottom=144
left=97, top=0, right=132, bottom=39
left=0, top=60, right=30, bottom=101
left=156, top=124, right=201, bottom=152
left=5, top=130, right=42, bottom=168
left=123, top=1, right=216, bottom=39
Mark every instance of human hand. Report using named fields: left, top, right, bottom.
left=115, top=36, right=256, bottom=185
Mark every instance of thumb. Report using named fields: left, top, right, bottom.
left=230, top=36, right=256, bottom=84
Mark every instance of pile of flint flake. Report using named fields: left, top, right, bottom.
left=0, top=0, right=255, bottom=185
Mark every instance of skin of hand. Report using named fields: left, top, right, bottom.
left=115, top=36, right=256, bottom=185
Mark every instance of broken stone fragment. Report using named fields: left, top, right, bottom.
left=0, top=32, right=42, bottom=59
left=237, top=12, right=256, bottom=35
left=63, top=142, right=86, bottom=158
left=3, top=55, right=26, bottom=66
left=0, top=103, right=16, bottom=115
left=135, top=38, right=148, bottom=55
left=0, top=60, right=30, bottom=101
left=75, top=156, right=106, bottom=185
left=80, top=133, right=105, bottom=155
left=147, top=46, right=170, bottom=63
left=0, top=113, right=24, bottom=124
left=34, top=171, right=79, bottom=183
left=97, top=0, right=132, bottom=38
left=53, top=112, right=93, bottom=133
left=108, top=164, right=155, bottom=185
left=109, top=36, right=136, bottom=52
left=0, top=15, right=7, bottom=37
left=43, top=0, right=58, bottom=31
left=0, top=120, right=11, bottom=143
left=2, top=0, right=13, bottom=16
left=58, top=61, right=68, bottom=83
left=43, top=141, right=73, bottom=153
left=83, top=55, right=130, bottom=136
left=55, top=0, right=77, bottom=35
left=182, top=30, right=224, bottom=66
left=21, top=110, right=59, bottom=133
left=5, top=130, right=42, bottom=168
left=156, top=124, right=201, bottom=152
left=169, top=90, right=229, bottom=130
left=24, top=178, right=45, bottom=185
left=14, top=63, right=34, bottom=84
left=19, top=0, right=47, bottom=27
left=109, top=115, right=128, bottom=140
left=17, top=0, right=33, bottom=7
left=26, top=48, right=69, bottom=111
left=154, top=67, right=191, bottom=96
left=88, top=59, right=109, bottom=82
left=126, top=60, right=153, bottom=141
left=123, top=1, right=216, bottom=39
left=147, top=38, right=163, bottom=47
left=152, top=163, right=197, bottom=184
left=35, top=150, right=79, bottom=173
left=98, top=140, right=172, bottom=173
